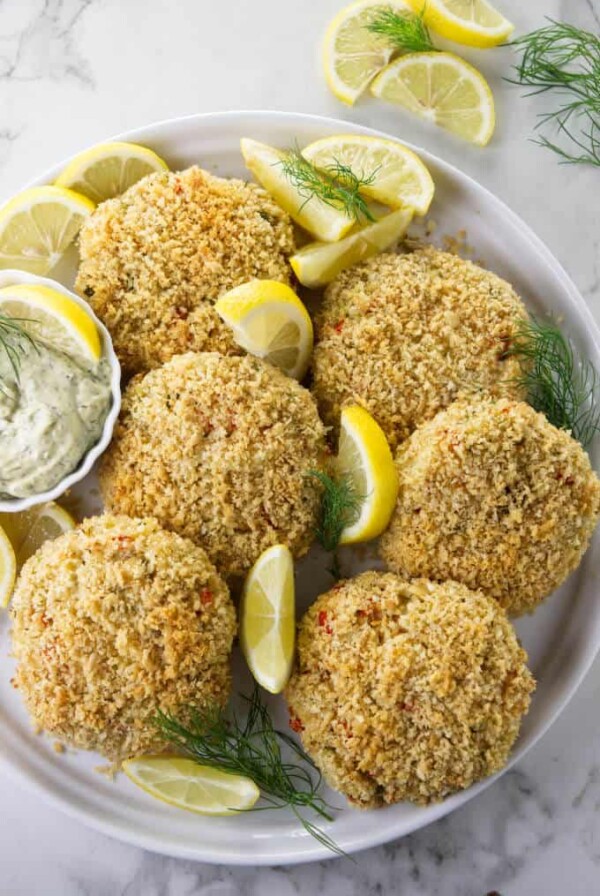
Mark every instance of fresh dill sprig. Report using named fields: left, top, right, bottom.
left=309, top=470, right=361, bottom=552
left=0, top=313, right=39, bottom=381
left=505, top=318, right=600, bottom=448
left=507, top=19, right=600, bottom=166
left=155, top=686, right=345, bottom=857
left=280, top=149, right=377, bottom=223
left=309, top=470, right=361, bottom=578
left=366, top=7, right=435, bottom=54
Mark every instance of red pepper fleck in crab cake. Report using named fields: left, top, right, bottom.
left=285, top=571, right=535, bottom=808
left=288, top=714, right=305, bottom=734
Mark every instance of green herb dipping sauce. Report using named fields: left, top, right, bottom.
left=0, top=340, right=112, bottom=498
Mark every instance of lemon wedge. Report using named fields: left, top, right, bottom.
left=302, top=134, right=434, bottom=215
left=240, top=544, right=295, bottom=694
left=123, top=757, right=260, bottom=816
left=334, top=405, right=398, bottom=544
left=55, top=141, right=169, bottom=204
left=371, top=51, right=495, bottom=146
left=241, top=138, right=353, bottom=242
left=0, top=284, right=101, bottom=364
left=0, top=186, right=94, bottom=275
left=406, top=0, right=513, bottom=47
left=215, top=280, right=313, bottom=380
left=290, top=207, right=412, bottom=289
left=0, top=502, right=75, bottom=572
left=0, top=526, right=17, bottom=609
left=323, top=0, right=412, bottom=105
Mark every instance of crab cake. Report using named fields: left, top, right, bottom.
left=75, top=166, right=295, bottom=376
left=380, top=398, right=600, bottom=615
left=10, top=515, right=236, bottom=761
left=311, top=247, right=528, bottom=450
left=100, top=352, right=326, bottom=579
left=285, top=572, right=534, bottom=807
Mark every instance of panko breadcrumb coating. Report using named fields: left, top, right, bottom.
left=311, top=247, right=528, bottom=449
left=380, top=398, right=600, bottom=615
left=285, top=571, right=534, bottom=807
left=100, top=353, right=326, bottom=579
left=75, top=166, right=295, bottom=376
left=10, top=514, right=236, bottom=761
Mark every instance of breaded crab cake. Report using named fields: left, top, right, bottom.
left=10, top=514, right=236, bottom=761
left=100, top=352, right=326, bottom=579
left=75, top=166, right=295, bottom=376
left=380, top=398, right=600, bottom=615
left=311, top=247, right=528, bottom=450
left=285, top=571, right=534, bottom=807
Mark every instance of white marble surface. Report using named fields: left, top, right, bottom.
left=1, top=0, right=599, bottom=893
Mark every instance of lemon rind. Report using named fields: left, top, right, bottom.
left=337, top=406, right=399, bottom=545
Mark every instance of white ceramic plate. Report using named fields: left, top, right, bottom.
left=0, top=111, right=599, bottom=866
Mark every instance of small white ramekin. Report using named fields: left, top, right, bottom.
left=0, top=269, right=121, bottom=511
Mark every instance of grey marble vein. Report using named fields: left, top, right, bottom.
left=0, top=0, right=96, bottom=87
left=583, top=0, right=600, bottom=29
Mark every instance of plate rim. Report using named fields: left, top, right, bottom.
left=1, top=108, right=599, bottom=865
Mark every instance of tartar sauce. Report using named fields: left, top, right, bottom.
left=0, top=340, right=112, bottom=498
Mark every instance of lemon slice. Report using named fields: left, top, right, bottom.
left=0, top=526, right=17, bottom=609
left=0, top=502, right=75, bottom=571
left=334, top=405, right=399, bottom=544
left=323, top=0, right=412, bottom=105
left=0, top=284, right=101, bottom=364
left=290, top=207, right=412, bottom=289
left=371, top=52, right=495, bottom=146
left=241, top=138, right=353, bottom=243
left=215, top=280, right=313, bottom=380
left=55, top=141, right=169, bottom=204
left=302, top=134, right=434, bottom=215
left=0, top=186, right=94, bottom=275
left=240, top=544, right=295, bottom=694
left=123, top=757, right=260, bottom=816
left=406, top=0, right=513, bottom=48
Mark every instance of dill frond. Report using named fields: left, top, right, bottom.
left=366, top=7, right=435, bottom=54
left=280, top=149, right=377, bottom=223
left=308, top=470, right=361, bottom=553
left=507, top=20, right=600, bottom=166
left=155, top=686, right=346, bottom=857
left=0, top=312, right=39, bottom=381
left=506, top=318, right=600, bottom=448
